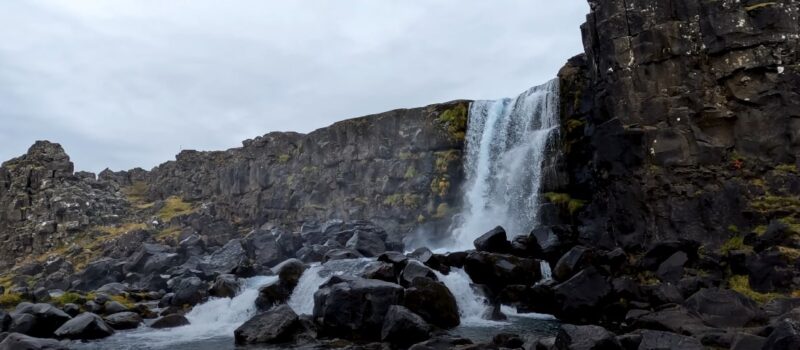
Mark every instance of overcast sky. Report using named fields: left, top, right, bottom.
left=0, top=1, right=588, bottom=173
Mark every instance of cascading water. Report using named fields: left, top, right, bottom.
left=449, top=80, right=559, bottom=250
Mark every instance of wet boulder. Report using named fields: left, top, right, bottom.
left=552, top=267, right=611, bottom=323
left=345, top=230, right=386, bottom=257
left=151, top=314, right=190, bottom=329
left=323, top=249, right=363, bottom=262
left=763, top=319, right=800, bottom=350
left=208, top=274, right=241, bottom=298
left=381, top=305, right=431, bottom=347
left=683, top=288, right=765, bottom=328
left=313, top=276, right=404, bottom=340
left=530, top=225, right=575, bottom=262
left=234, top=305, right=300, bottom=345
left=555, top=324, right=621, bottom=350
left=168, top=276, right=208, bottom=307
left=399, top=261, right=438, bottom=287
left=255, top=279, right=291, bottom=311
left=553, top=246, right=593, bottom=282
left=272, top=258, right=308, bottom=289
left=378, top=251, right=409, bottom=266
left=361, top=262, right=397, bottom=283
left=103, top=301, right=129, bottom=315
left=0, top=333, right=68, bottom=350
left=103, top=312, right=142, bottom=330
left=0, top=310, right=10, bottom=332
left=473, top=226, right=512, bottom=254
left=403, top=277, right=460, bottom=329
left=8, top=314, right=35, bottom=335
left=464, top=251, right=541, bottom=288
left=53, top=312, right=114, bottom=340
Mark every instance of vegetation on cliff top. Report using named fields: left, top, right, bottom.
left=437, top=103, right=468, bottom=142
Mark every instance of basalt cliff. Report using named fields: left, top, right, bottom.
left=0, top=1, right=799, bottom=350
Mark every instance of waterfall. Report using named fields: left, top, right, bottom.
left=435, top=268, right=496, bottom=325
left=539, top=260, right=553, bottom=282
left=288, top=258, right=374, bottom=315
left=450, top=80, right=559, bottom=249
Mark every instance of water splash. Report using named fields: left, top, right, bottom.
left=435, top=268, right=503, bottom=326
left=539, top=260, right=553, bottom=282
left=449, top=80, right=559, bottom=250
left=288, top=258, right=373, bottom=315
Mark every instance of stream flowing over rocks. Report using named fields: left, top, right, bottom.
left=1, top=0, right=800, bottom=349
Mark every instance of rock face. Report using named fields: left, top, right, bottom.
left=234, top=305, right=300, bottom=345
left=556, top=0, right=800, bottom=254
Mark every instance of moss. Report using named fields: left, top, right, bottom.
left=433, top=203, right=451, bottom=219
left=754, top=225, right=768, bottom=236
left=157, top=196, right=194, bottom=222
left=286, top=175, right=295, bottom=186
left=720, top=236, right=752, bottom=254
left=775, top=163, right=798, bottom=174
left=565, top=119, right=585, bottom=133
left=97, top=222, right=148, bottom=236
left=430, top=176, right=450, bottom=198
left=544, top=192, right=587, bottom=215
left=404, top=166, right=417, bottom=179
left=52, top=292, right=85, bottom=306
left=155, top=226, right=182, bottom=242
left=437, top=103, right=468, bottom=141
left=301, top=166, right=318, bottom=174
left=0, top=293, right=22, bottom=309
left=751, top=194, right=800, bottom=213
left=277, top=154, right=291, bottom=163
left=434, top=150, right=460, bottom=173
left=745, top=2, right=777, bottom=11
left=398, top=152, right=416, bottom=160
left=123, top=181, right=151, bottom=207
left=383, top=193, right=422, bottom=208
left=728, top=275, right=782, bottom=303
left=728, top=225, right=739, bottom=233
left=778, top=217, right=800, bottom=234
left=109, top=295, right=136, bottom=309
left=778, top=246, right=800, bottom=261
left=417, top=214, right=426, bottom=223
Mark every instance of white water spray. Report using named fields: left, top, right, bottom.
left=450, top=80, right=559, bottom=249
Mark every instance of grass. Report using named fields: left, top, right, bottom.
left=775, top=163, right=798, bottom=174
left=155, top=226, right=183, bottom=242
left=110, top=295, right=136, bottom=309
left=123, top=181, right=150, bottom=207
left=720, top=236, right=752, bottom=254
left=51, top=292, right=85, bottom=306
left=404, top=166, right=417, bottom=179
left=0, top=293, right=23, bottom=309
left=383, top=193, right=422, bottom=208
left=277, top=154, right=291, bottom=163
left=751, top=194, right=800, bottom=213
left=157, top=196, right=194, bottom=222
left=745, top=2, right=777, bottom=11
left=729, top=275, right=782, bottom=303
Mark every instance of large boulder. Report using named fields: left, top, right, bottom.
left=53, top=312, right=114, bottom=340
left=124, top=243, right=182, bottom=275
left=552, top=267, right=611, bottom=323
left=199, top=239, right=250, bottom=276
left=150, top=314, right=190, bottom=329
left=399, top=260, right=438, bottom=287
left=323, top=248, right=363, bottom=262
left=345, top=230, right=386, bottom=257
left=8, top=314, right=36, bottom=335
left=464, top=251, right=541, bottom=288
left=381, top=305, right=431, bottom=347
left=255, top=279, right=291, bottom=310
left=272, top=258, right=308, bottom=289
left=0, top=310, right=10, bottom=332
left=473, top=226, right=512, bottom=253
left=361, top=262, right=397, bottom=283
left=71, top=258, right=124, bottom=291
left=242, top=228, right=284, bottom=272
left=763, top=319, right=800, bottom=350
left=234, top=305, right=300, bottom=345
left=683, top=288, right=765, bottom=328
left=639, top=240, right=698, bottom=271
left=553, top=246, right=593, bottom=282
left=555, top=324, right=621, bottom=350
left=14, top=303, right=72, bottom=338
left=629, top=305, right=713, bottom=337
left=103, top=312, right=142, bottom=330
left=403, top=277, right=460, bottom=329
left=636, top=330, right=703, bottom=350
left=168, top=276, right=208, bottom=307
left=0, top=333, right=68, bottom=350
left=655, top=251, right=688, bottom=283
left=208, top=274, right=241, bottom=298
left=313, top=276, right=404, bottom=340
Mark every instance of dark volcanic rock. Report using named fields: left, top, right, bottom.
left=552, top=267, right=611, bottom=322
left=636, top=330, right=703, bottom=350
left=553, top=246, right=593, bottom=282
left=473, top=226, right=511, bottom=253
left=0, top=332, right=68, bottom=350
left=168, top=276, right=208, bottom=307
left=103, top=312, right=142, bottom=330
left=464, top=251, right=541, bottom=288
left=272, top=258, right=307, bottom=289
left=151, top=314, right=190, bottom=329
left=0, top=311, right=10, bottom=332
left=53, top=312, right=114, bottom=340
left=313, top=276, right=404, bottom=341
left=555, top=324, right=620, bottom=350
left=15, top=303, right=72, bottom=338
left=403, top=277, right=460, bottom=329
left=208, top=274, right=241, bottom=298
left=764, top=319, right=800, bottom=350
left=234, top=305, right=299, bottom=345
left=399, top=260, right=438, bottom=288
left=683, top=288, right=765, bottom=328
left=380, top=305, right=431, bottom=347
left=255, top=279, right=291, bottom=311
left=345, top=230, right=386, bottom=257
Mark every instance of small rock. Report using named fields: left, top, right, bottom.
left=103, top=312, right=142, bottom=330
left=54, top=312, right=114, bottom=340
left=0, top=332, right=68, bottom=350
left=151, top=314, right=190, bottom=329
left=380, top=305, right=431, bottom=346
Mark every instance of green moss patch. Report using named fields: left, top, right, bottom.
left=728, top=275, right=782, bottom=303
left=437, top=103, right=468, bottom=141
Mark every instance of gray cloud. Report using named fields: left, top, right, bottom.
left=0, top=0, right=589, bottom=172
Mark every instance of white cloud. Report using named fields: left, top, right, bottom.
left=0, top=0, right=588, bottom=172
